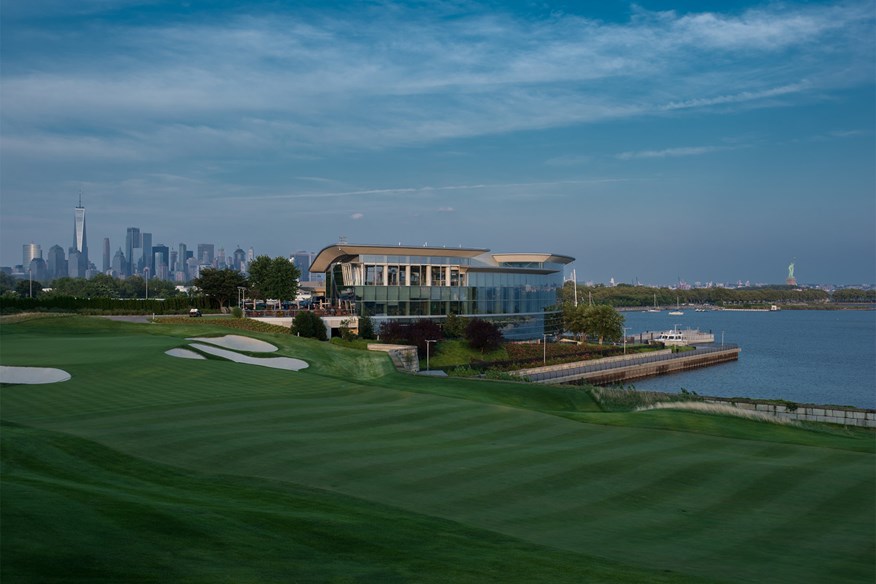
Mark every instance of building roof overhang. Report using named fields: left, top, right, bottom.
left=309, top=244, right=490, bottom=273
left=490, top=253, right=576, bottom=265
left=467, top=266, right=559, bottom=275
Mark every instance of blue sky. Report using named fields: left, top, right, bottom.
left=2, top=0, right=874, bottom=285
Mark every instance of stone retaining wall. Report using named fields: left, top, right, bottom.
left=705, top=398, right=876, bottom=428
left=368, top=343, right=419, bottom=374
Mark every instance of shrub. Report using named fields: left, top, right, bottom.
left=231, top=306, right=243, bottom=319
left=465, top=318, right=503, bottom=353
left=379, top=320, right=408, bottom=344
left=378, top=319, right=443, bottom=357
left=443, top=313, right=467, bottom=339
left=291, top=311, right=327, bottom=340
left=409, top=319, right=443, bottom=357
left=339, top=319, right=357, bottom=342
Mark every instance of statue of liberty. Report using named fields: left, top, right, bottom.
left=786, top=262, right=797, bottom=286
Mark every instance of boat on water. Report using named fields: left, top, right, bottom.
left=669, top=297, right=684, bottom=316
left=646, top=293, right=661, bottom=312
left=654, top=326, right=715, bottom=346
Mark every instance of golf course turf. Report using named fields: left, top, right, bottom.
left=1, top=316, right=874, bottom=583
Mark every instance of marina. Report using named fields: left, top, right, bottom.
left=622, top=309, right=875, bottom=409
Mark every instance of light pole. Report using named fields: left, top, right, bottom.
left=425, top=339, right=437, bottom=372
left=144, top=267, right=150, bottom=300
left=237, top=286, right=247, bottom=313
left=623, top=326, right=630, bottom=354
left=28, top=268, right=33, bottom=298
left=543, top=333, right=549, bottom=364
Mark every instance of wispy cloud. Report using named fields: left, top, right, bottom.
left=2, top=1, right=872, bottom=156
left=661, top=83, right=812, bottom=111
left=617, top=146, right=730, bottom=160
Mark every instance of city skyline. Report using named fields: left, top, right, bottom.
left=1, top=1, right=874, bottom=284
left=6, top=198, right=866, bottom=289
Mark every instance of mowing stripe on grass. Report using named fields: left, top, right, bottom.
left=2, top=317, right=873, bottom=584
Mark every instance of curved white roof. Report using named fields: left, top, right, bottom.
left=309, top=244, right=574, bottom=273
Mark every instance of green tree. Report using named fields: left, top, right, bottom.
left=358, top=315, right=376, bottom=340
left=192, top=268, right=248, bottom=310
left=248, top=256, right=300, bottom=301
left=583, top=305, right=624, bottom=345
left=15, top=279, right=41, bottom=298
left=0, top=272, right=19, bottom=294
left=291, top=311, right=327, bottom=340
left=562, top=303, right=590, bottom=342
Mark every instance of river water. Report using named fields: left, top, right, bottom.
left=618, top=309, right=876, bottom=409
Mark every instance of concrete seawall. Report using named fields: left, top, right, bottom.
left=516, top=346, right=741, bottom=385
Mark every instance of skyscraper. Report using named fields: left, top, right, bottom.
left=29, top=257, right=48, bottom=283
left=292, top=251, right=315, bottom=281
left=102, top=237, right=111, bottom=273
left=232, top=247, right=246, bottom=272
left=22, top=242, right=42, bottom=265
left=125, top=227, right=141, bottom=276
left=68, top=249, right=83, bottom=278
left=140, top=232, right=153, bottom=275
left=47, top=245, right=67, bottom=280
left=178, top=243, right=187, bottom=280
left=152, top=244, right=169, bottom=280
left=73, top=195, right=88, bottom=269
left=197, top=243, right=215, bottom=266
left=216, top=247, right=226, bottom=269
left=112, top=248, right=126, bottom=276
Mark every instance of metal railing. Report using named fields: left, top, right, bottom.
left=523, top=344, right=740, bottom=383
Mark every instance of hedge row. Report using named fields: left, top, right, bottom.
left=0, top=296, right=206, bottom=315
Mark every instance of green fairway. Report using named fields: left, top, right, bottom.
left=2, top=316, right=874, bottom=583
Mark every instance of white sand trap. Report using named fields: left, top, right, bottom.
left=186, top=335, right=278, bottom=353
left=165, top=348, right=207, bottom=360
left=1, top=366, right=71, bottom=384
left=188, top=343, right=308, bottom=371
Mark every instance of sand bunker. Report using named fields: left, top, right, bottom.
left=0, top=366, right=71, bottom=384
left=186, top=335, right=278, bottom=353
left=188, top=343, right=308, bottom=371
left=165, top=348, right=207, bottom=360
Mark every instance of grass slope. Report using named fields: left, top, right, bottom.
left=2, top=317, right=874, bottom=583
left=3, top=421, right=701, bottom=584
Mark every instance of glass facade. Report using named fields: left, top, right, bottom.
left=320, top=248, right=571, bottom=340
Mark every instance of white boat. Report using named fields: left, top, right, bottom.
left=647, top=293, right=662, bottom=312
left=654, top=326, right=715, bottom=346
left=668, top=296, right=684, bottom=316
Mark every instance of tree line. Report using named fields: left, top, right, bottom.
left=559, top=282, right=873, bottom=307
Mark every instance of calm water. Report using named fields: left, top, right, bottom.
left=619, top=309, right=876, bottom=409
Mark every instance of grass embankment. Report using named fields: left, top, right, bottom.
left=4, top=420, right=685, bottom=584
left=1, top=316, right=874, bottom=583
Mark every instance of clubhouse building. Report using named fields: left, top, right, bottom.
left=309, top=243, right=574, bottom=340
